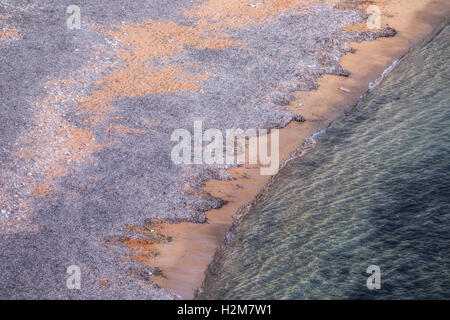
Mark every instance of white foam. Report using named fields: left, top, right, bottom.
left=306, top=128, right=327, bottom=144
left=368, top=60, right=398, bottom=91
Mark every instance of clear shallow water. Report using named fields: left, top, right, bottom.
left=199, top=27, right=450, bottom=299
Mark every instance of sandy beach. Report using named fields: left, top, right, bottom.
left=0, top=0, right=449, bottom=299
left=148, top=0, right=450, bottom=299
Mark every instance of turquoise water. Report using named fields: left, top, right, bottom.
left=199, top=27, right=450, bottom=299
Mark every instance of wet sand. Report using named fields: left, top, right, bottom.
left=149, top=0, right=450, bottom=299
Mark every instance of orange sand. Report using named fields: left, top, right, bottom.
left=0, top=26, right=19, bottom=43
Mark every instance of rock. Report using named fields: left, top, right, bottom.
left=292, top=114, right=305, bottom=122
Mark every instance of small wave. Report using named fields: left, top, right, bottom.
left=305, top=128, right=327, bottom=144
left=368, top=60, right=398, bottom=91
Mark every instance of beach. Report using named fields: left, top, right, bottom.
left=0, top=0, right=449, bottom=299
left=149, top=0, right=450, bottom=299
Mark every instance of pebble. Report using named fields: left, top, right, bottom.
left=340, top=87, right=351, bottom=93
left=292, top=114, right=305, bottom=122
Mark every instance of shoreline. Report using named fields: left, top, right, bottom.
left=149, top=0, right=450, bottom=299
left=4, top=0, right=423, bottom=300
